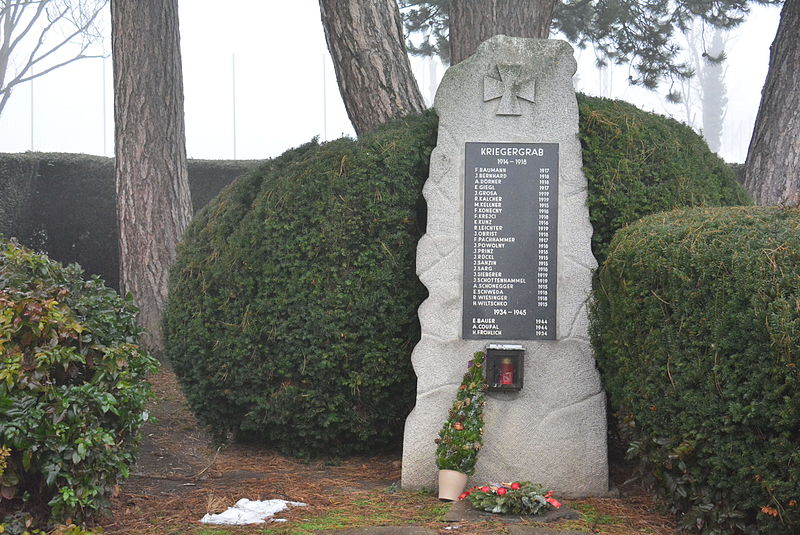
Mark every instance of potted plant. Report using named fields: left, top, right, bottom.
left=434, top=351, right=487, bottom=500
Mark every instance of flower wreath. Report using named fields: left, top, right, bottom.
left=461, top=481, right=562, bottom=515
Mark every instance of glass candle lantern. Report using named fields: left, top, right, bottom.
left=485, top=344, right=524, bottom=391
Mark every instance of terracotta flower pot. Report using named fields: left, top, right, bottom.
left=438, top=469, right=468, bottom=501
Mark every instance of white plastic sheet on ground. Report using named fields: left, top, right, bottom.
left=199, top=498, right=307, bottom=525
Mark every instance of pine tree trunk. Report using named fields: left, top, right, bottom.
left=111, top=0, right=192, bottom=355
left=319, top=0, right=425, bottom=135
left=744, top=0, right=800, bottom=205
left=449, top=0, right=556, bottom=65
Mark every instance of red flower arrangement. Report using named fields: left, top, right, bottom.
left=461, top=481, right=562, bottom=515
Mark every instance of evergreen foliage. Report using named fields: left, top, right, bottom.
left=434, top=352, right=486, bottom=475
left=592, top=207, right=800, bottom=535
left=0, top=240, right=157, bottom=524
left=465, top=481, right=560, bottom=515
left=401, top=0, right=780, bottom=87
left=165, top=99, right=746, bottom=458
left=0, top=155, right=36, bottom=240
left=164, top=112, right=438, bottom=457
left=577, top=94, right=749, bottom=265
left=399, top=1, right=450, bottom=63
left=0, top=153, right=259, bottom=289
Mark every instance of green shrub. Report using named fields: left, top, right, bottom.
left=435, top=352, right=486, bottom=475
left=187, top=159, right=263, bottom=210
left=0, top=239, right=157, bottom=524
left=164, top=113, right=437, bottom=457
left=0, top=155, right=37, bottom=239
left=0, top=153, right=260, bottom=289
left=24, top=154, right=118, bottom=289
left=165, top=98, right=747, bottom=458
left=577, top=94, right=750, bottom=264
left=591, top=207, right=800, bottom=534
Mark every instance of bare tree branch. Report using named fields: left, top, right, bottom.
left=4, top=50, right=101, bottom=88
left=0, top=0, right=107, bottom=117
left=8, top=1, right=48, bottom=55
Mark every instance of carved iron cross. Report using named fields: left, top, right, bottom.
left=483, top=64, right=536, bottom=116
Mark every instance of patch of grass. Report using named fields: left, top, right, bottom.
left=279, top=509, right=353, bottom=533
left=266, top=489, right=450, bottom=534
left=420, top=502, right=451, bottom=521
left=397, top=489, right=450, bottom=521
left=573, top=503, right=619, bottom=525
left=198, top=530, right=234, bottom=535
left=271, top=508, right=403, bottom=534
left=551, top=501, right=631, bottom=534
left=558, top=519, right=598, bottom=532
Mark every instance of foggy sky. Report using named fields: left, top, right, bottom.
left=0, top=2, right=782, bottom=163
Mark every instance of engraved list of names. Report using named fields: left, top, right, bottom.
left=462, top=142, right=558, bottom=340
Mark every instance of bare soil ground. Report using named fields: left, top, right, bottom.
left=98, top=368, right=676, bottom=535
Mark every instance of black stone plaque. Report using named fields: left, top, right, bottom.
left=462, top=142, right=558, bottom=340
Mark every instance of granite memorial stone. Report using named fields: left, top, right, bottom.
left=401, top=36, right=608, bottom=496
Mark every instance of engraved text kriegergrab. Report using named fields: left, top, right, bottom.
left=463, top=142, right=558, bottom=340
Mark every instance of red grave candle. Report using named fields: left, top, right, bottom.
left=500, top=357, right=514, bottom=385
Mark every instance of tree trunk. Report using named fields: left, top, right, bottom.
left=111, top=0, right=192, bottom=355
left=319, top=0, right=425, bottom=136
left=449, top=0, right=556, bottom=65
left=700, top=29, right=727, bottom=154
left=744, top=0, right=800, bottom=206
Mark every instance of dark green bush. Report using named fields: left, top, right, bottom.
left=187, top=159, right=263, bottom=210
left=24, top=154, right=118, bottom=288
left=0, top=153, right=260, bottom=289
left=164, top=113, right=437, bottom=457
left=577, top=94, right=750, bottom=264
left=165, top=99, right=748, bottom=458
left=0, top=155, right=37, bottom=239
left=0, top=239, right=157, bottom=524
left=591, top=207, right=800, bottom=534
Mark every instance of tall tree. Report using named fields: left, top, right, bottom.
left=402, top=1, right=778, bottom=85
left=672, top=22, right=729, bottom=152
left=699, top=28, right=727, bottom=154
left=319, top=0, right=425, bottom=135
left=449, top=0, right=554, bottom=64
left=111, top=0, right=191, bottom=355
left=0, top=0, right=106, bottom=118
left=744, top=0, right=800, bottom=205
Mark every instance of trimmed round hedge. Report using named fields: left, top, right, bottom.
left=164, top=113, right=437, bottom=456
left=592, top=207, right=800, bottom=535
left=0, top=240, right=157, bottom=525
left=577, top=94, right=750, bottom=264
left=165, top=98, right=748, bottom=458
